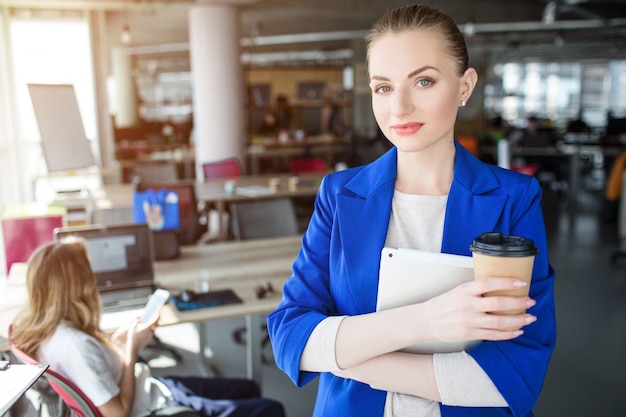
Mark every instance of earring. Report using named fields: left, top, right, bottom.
left=459, top=100, right=467, bottom=107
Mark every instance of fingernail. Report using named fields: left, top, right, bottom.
left=525, top=315, right=537, bottom=324
left=513, top=280, right=528, bottom=288
left=526, top=299, right=537, bottom=308
left=513, top=330, right=524, bottom=337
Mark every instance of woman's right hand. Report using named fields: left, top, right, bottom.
left=416, top=277, right=537, bottom=343
left=122, top=319, right=155, bottom=364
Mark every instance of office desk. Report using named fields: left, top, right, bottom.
left=247, top=137, right=348, bottom=174
left=0, top=364, right=48, bottom=416
left=482, top=143, right=622, bottom=209
left=0, top=235, right=302, bottom=387
left=52, top=173, right=324, bottom=240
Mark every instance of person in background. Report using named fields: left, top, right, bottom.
left=11, top=238, right=286, bottom=417
left=566, top=112, right=590, bottom=134
left=258, top=111, right=280, bottom=138
left=508, top=115, right=557, bottom=148
left=268, top=4, right=555, bottom=417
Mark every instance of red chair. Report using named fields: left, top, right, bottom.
left=202, top=157, right=243, bottom=180
left=1, top=204, right=66, bottom=274
left=9, top=325, right=198, bottom=417
left=9, top=325, right=101, bottom=417
left=288, top=157, right=328, bottom=174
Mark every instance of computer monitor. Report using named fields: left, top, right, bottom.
left=54, top=223, right=155, bottom=292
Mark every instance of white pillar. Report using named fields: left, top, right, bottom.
left=111, top=46, right=138, bottom=128
left=188, top=4, right=245, bottom=179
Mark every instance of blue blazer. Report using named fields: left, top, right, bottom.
left=268, top=142, right=556, bottom=417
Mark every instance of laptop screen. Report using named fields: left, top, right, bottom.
left=54, top=223, right=155, bottom=292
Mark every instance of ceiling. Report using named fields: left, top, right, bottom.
left=2, top=0, right=626, bottom=64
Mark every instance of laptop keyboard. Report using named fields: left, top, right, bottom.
left=100, top=287, right=153, bottom=312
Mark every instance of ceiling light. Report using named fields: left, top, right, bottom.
left=121, top=24, right=131, bottom=45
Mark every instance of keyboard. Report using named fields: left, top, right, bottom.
left=100, top=287, right=153, bottom=312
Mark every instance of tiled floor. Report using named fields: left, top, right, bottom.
left=13, top=184, right=626, bottom=417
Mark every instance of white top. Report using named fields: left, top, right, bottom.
left=39, top=322, right=174, bottom=417
left=300, top=191, right=506, bottom=417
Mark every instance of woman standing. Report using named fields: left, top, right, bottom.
left=11, top=238, right=286, bottom=417
left=268, top=4, right=555, bottom=417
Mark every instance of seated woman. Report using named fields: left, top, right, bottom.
left=11, top=237, right=286, bottom=417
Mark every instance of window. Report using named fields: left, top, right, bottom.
left=485, top=60, right=626, bottom=130
left=8, top=16, right=98, bottom=201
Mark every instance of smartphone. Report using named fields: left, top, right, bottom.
left=140, top=288, right=171, bottom=324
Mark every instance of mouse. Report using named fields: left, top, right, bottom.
left=179, top=289, right=197, bottom=303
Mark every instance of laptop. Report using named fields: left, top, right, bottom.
left=54, top=223, right=156, bottom=312
left=376, top=247, right=480, bottom=354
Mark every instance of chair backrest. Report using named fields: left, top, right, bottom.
left=202, top=157, right=243, bottom=181
left=230, top=198, right=299, bottom=240
left=9, top=325, right=102, bottom=417
left=288, top=157, right=327, bottom=174
left=1, top=204, right=66, bottom=274
left=90, top=206, right=135, bottom=226
left=136, top=182, right=203, bottom=245
left=135, top=161, right=179, bottom=183
left=44, top=370, right=102, bottom=417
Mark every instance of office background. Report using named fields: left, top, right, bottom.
left=1, top=0, right=625, bottom=211
left=1, top=1, right=626, bottom=416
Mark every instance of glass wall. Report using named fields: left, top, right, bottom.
left=484, top=60, right=626, bottom=131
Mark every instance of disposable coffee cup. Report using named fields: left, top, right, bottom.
left=470, top=232, right=538, bottom=318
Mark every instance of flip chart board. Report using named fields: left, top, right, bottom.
left=28, top=83, right=95, bottom=172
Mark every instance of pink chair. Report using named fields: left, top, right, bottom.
left=1, top=204, right=66, bottom=274
left=202, top=157, right=243, bottom=180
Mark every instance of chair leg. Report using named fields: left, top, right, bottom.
left=231, top=324, right=273, bottom=364
left=141, top=336, right=183, bottom=364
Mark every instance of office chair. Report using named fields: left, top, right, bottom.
left=230, top=197, right=299, bottom=240
left=228, top=198, right=299, bottom=361
left=9, top=326, right=197, bottom=417
left=1, top=204, right=66, bottom=274
left=9, top=325, right=73, bottom=417
left=288, top=157, right=327, bottom=175
left=134, top=161, right=180, bottom=183
left=136, top=182, right=206, bottom=246
left=90, top=206, right=134, bottom=226
left=202, top=157, right=243, bottom=180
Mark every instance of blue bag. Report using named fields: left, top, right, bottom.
left=133, top=188, right=180, bottom=231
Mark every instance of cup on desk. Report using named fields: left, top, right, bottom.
left=224, top=180, right=237, bottom=196
left=287, top=176, right=300, bottom=191
left=193, top=269, right=211, bottom=293
left=268, top=177, right=281, bottom=192
left=470, top=232, right=538, bottom=320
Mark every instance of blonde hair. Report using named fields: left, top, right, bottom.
left=366, top=4, right=469, bottom=77
left=11, top=237, right=109, bottom=358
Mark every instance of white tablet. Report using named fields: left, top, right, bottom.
left=377, top=247, right=480, bottom=354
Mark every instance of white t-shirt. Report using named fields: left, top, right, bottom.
left=39, top=322, right=174, bottom=417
